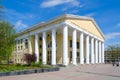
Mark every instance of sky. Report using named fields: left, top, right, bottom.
left=1, top=0, right=120, bottom=48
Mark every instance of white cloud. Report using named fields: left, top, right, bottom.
left=40, top=0, right=80, bottom=8
left=117, top=23, right=120, bottom=27
left=61, top=7, right=68, bottom=11
left=84, top=13, right=95, bottom=17
left=79, top=4, right=85, bottom=8
left=6, top=9, right=35, bottom=20
left=15, top=20, right=28, bottom=31
left=104, top=32, right=120, bottom=48
left=69, top=10, right=79, bottom=13
left=105, top=32, right=120, bottom=41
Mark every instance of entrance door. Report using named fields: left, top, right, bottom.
left=70, top=51, right=72, bottom=64
left=77, top=52, right=80, bottom=63
left=47, top=51, right=51, bottom=65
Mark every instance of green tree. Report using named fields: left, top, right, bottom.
left=105, top=44, right=120, bottom=62
left=0, top=0, right=4, bottom=20
left=0, top=21, right=16, bottom=63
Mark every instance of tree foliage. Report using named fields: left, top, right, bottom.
left=0, top=0, right=4, bottom=20
left=0, top=21, right=16, bottom=63
left=24, top=53, right=36, bottom=65
left=105, top=44, right=120, bottom=62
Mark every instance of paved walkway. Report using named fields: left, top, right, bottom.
left=0, top=64, right=120, bottom=80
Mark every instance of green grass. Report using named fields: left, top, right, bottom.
left=0, top=64, right=52, bottom=72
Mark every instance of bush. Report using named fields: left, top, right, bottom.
left=24, top=53, right=36, bottom=65
left=31, top=62, right=42, bottom=67
left=14, top=63, right=21, bottom=66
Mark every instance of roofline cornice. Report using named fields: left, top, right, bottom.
left=17, top=14, right=104, bottom=40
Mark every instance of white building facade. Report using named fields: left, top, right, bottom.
left=13, top=14, right=105, bottom=66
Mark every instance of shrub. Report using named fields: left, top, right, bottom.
left=14, top=63, right=21, bottom=66
left=31, top=62, right=42, bottom=67
left=24, top=53, right=36, bottom=65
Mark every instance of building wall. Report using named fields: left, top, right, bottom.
left=13, top=38, right=29, bottom=64
left=13, top=16, right=104, bottom=64
left=13, top=33, right=88, bottom=64
left=66, top=19, right=104, bottom=40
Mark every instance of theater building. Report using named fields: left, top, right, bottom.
left=13, top=14, right=105, bottom=66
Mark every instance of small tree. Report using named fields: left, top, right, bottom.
left=24, top=53, right=36, bottom=65
left=105, top=44, right=120, bottom=63
left=0, top=21, right=16, bottom=63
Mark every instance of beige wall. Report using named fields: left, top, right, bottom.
left=13, top=38, right=29, bottom=64
left=13, top=17, right=104, bottom=64
left=66, top=19, right=104, bottom=40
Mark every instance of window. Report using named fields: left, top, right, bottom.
left=70, top=40, right=72, bottom=48
left=20, top=39, right=23, bottom=44
left=48, top=41, right=52, bottom=48
left=70, top=51, right=72, bottom=58
left=18, top=40, right=20, bottom=44
left=48, top=34, right=49, bottom=37
left=40, top=45, right=42, bottom=48
left=39, top=37, right=42, bottom=40
left=40, top=53, right=42, bottom=56
left=48, top=44, right=49, bottom=48
left=77, top=42, right=79, bottom=49
left=77, top=52, right=79, bottom=57
left=21, top=46, right=23, bottom=50
left=50, top=41, right=52, bottom=47
left=25, top=39, right=28, bottom=49
left=70, top=51, right=72, bottom=61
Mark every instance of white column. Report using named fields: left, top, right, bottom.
left=80, top=32, right=84, bottom=64
left=102, top=42, right=104, bottom=63
left=91, top=37, right=94, bottom=64
left=63, top=26, right=68, bottom=66
left=86, top=35, right=89, bottom=64
left=72, top=30, right=77, bottom=65
left=52, top=29, right=56, bottom=65
left=42, top=32, right=47, bottom=65
left=95, top=39, right=98, bottom=63
left=35, top=34, right=39, bottom=63
left=99, top=41, right=102, bottom=63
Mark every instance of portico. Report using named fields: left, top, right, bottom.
left=13, top=14, right=105, bottom=66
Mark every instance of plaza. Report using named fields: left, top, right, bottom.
left=0, top=64, right=120, bottom=80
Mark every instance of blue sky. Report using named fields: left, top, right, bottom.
left=2, top=0, right=120, bottom=48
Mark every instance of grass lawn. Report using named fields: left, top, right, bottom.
left=0, top=64, right=52, bottom=72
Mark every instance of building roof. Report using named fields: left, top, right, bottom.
left=17, top=14, right=104, bottom=39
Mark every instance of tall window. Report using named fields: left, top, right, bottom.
left=20, top=39, right=23, bottom=44
left=39, top=37, right=42, bottom=40
left=25, top=39, right=28, bottom=49
left=39, top=45, right=42, bottom=48
left=77, top=42, right=79, bottom=49
left=18, top=40, right=20, bottom=44
left=70, top=40, right=72, bottom=48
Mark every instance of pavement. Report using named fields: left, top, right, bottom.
left=0, top=64, right=120, bottom=80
